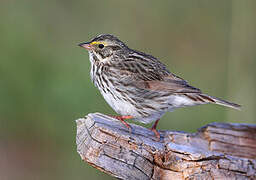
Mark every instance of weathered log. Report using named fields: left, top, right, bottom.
left=76, top=113, right=256, bottom=180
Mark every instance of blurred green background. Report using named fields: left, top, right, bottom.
left=0, top=0, right=255, bottom=179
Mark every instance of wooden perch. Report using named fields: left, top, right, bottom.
left=76, top=113, right=256, bottom=180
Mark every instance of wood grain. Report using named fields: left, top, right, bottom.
left=76, top=113, right=256, bottom=180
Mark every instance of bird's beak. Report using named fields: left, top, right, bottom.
left=78, top=42, right=92, bottom=50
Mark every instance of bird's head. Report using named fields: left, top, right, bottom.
left=78, top=34, right=127, bottom=63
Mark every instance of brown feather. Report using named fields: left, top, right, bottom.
left=133, top=80, right=201, bottom=94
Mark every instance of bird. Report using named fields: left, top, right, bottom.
left=78, top=34, right=241, bottom=140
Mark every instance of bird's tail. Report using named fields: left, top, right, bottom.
left=199, top=94, right=241, bottom=110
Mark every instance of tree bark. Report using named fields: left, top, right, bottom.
left=76, top=113, right=256, bottom=180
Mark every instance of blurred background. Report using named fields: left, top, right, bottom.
left=0, top=0, right=255, bottom=179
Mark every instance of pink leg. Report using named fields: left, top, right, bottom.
left=150, top=119, right=160, bottom=140
left=111, top=115, right=133, bottom=130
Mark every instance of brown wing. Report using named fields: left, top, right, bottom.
left=132, top=74, right=201, bottom=94
left=114, top=66, right=201, bottom=94
left=113, top=52, right=201, bottom=94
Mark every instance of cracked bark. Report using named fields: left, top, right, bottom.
left=76, top=113, right=256, bottom=180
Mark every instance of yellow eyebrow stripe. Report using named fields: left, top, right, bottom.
left=90, top=41, right=107, bottom=45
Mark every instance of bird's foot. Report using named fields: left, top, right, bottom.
left=110, top=115, right=133, bottom=132
left=150, top=128, right=160, bottom=141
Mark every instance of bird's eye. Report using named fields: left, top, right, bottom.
left=98, top=44, right=104, bottom=49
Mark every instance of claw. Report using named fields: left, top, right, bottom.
left=110, top=115, right=133, bottom=132
left=151, top=128, right=160, bottom=141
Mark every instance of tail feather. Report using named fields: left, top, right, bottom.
left=199, top=94, right=241, bottom=110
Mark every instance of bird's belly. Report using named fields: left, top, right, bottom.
left=100, top=90, right=167, bottom=124
left=100, top=91, right=139, bottom=116
left=168, top=95, right=198, bottom=108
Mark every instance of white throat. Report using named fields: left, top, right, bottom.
left=89, top=51, right=111, bottom=64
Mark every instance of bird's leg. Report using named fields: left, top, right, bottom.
left=150, top=119, right=160, bottom=140
left=110, top=115, right=133, bottom=131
